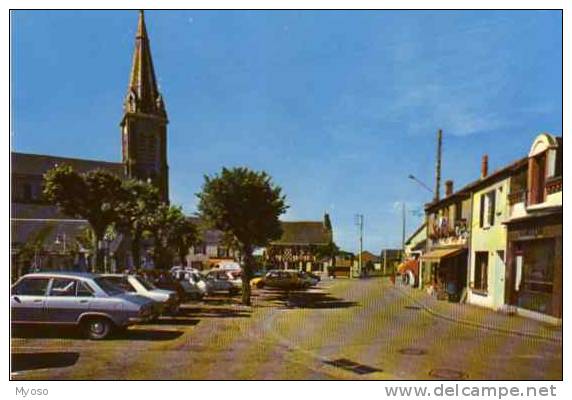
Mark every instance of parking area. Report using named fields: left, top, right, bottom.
left=11, top=278, right=562, bottom=380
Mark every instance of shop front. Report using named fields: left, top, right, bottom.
left=505, top=211, right=562, bottom=319
left=420, top=246, right=467, bottom=301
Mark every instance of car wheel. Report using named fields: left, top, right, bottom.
left=83, top=317, right=113, bottom=340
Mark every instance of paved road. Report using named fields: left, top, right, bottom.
left=11, top=278, right=562, bottom=380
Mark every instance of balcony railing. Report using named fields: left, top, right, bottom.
left=508, top=190, right=527, bottom=205
left=545, top=176, right=563, bottom=195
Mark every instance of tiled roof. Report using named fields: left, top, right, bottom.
left=271, top=221, right=332, bottom=246
left=12, top=152, right=124, bottom=177
left=11, top=218, right=90, bottom=250
left=12, top=203, right=68, bottom=220
left=360, top=251, right=380, bottom=263
left=425, top=156, right=529, bottom=212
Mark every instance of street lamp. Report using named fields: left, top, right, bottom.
left=408, top=174, right=433, bottom=194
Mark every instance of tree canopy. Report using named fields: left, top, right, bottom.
left=43, top=164, right=124, bottom=271
left=197, top=167, right=288, bottom=305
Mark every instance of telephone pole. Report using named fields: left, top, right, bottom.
left=355, top=214, right=364, bottom=278
left=434, top=129, right=443, bottom=202
left=402, top=202, right=406, bottom=261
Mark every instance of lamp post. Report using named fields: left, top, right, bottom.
left=408, top=174, right=433, bottom=194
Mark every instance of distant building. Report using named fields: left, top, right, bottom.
left=265, top=215, right=334, bottom=272
left=380, top=249, right=403, bottom=276
left=356, top=250, right=382, bottom=271
left=403, top=223, right=427, bottom=259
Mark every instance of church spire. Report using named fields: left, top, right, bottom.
left=125, top=10, right=166, bottom=117
left=121, top=10, right=170, bottom=203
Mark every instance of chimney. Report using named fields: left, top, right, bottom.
left=445, top=180, right=454, bottom=196
left=481, top=155, right=489, bottom=178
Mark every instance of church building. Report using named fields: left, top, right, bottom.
left=11, top=11, right=169, bottom=275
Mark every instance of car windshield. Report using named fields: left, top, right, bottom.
left=94, top=277, right=125, bottom=296
left=135, top=276, right=156, bottom=290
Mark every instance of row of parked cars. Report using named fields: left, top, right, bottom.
left=11, top=267, right=323, bottom=340
left=11, top=272, right=170, bottom=340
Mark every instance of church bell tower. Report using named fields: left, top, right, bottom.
left=121, top=10, right=169, bottom=202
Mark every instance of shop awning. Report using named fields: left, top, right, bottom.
left=397, top=259, right=419, bottom=274
left=420, top=247, right=465, bottom=261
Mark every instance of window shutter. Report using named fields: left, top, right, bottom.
left=479, top=194, right=485, bottom=228
left=490, top=191, right=496, bottom=226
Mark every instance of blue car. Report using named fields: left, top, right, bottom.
left=11, top=272, right=157, bottom=339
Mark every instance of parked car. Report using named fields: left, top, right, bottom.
left=99, top=274, right=180, bottom=315
left=150, top=273, right=189, bottom=301
left=299, top=271, right=320, bottom=287
left=203, top=269, right=241, bottom=295
left=11, top=272, right=157, bottom=339
left=250, top=271, right=267, bottom=289
left=258, top=270, right=308, bottom=290
left=171, top=268, right=208, bottom=300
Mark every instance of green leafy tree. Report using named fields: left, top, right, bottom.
left=168, top=214, right=201, bottom=267
left=43, top=164, right=123, bottom=272
left=145, top=204, right=187, bottom=269
left=115, top=179, right=161, bottom=269
left=197, top=167, right=288, bottom=305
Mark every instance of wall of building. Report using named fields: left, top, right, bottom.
left=467, top=177, right=509, bottom=310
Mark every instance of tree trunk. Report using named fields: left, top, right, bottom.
left=131, top=233, right=141, bottom=270
left=241, top=246, right=253, bottom=306
left=92, top=228, right=104, bottom=273
left=179, top=248, right=188, bottom=267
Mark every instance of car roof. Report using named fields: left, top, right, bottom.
left=20, top=271, right=98, bottom=280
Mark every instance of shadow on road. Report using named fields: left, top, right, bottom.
left=180, top=306, right=251, bottom=318
left=12, top=326, right=184, bottom=342
left=12, top=352, right=79, bottom=372
left=116, top=329, right=184, bottom=341
left=262, top=289, right=359, bottom=309
left=146, top=317, right=201, bottom=326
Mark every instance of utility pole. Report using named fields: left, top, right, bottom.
left=434, top=129, right=442, bottom=202
left=402, top=202, right=406, bottom=262
left=355, top=214, right=364, bottom=278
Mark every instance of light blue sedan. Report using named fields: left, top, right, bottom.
left=11, top=272, right=157, bottom=339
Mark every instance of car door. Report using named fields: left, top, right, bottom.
left=45, top=278, right=93, bottom=324
left=11, top=277, right=50, bottom=323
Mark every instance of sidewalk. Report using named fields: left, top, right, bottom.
left=394, top=284, right=562, bottom=343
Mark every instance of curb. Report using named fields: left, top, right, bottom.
left=394, top=286, right=562, bottom=344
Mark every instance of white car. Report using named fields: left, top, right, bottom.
left=100, top=274, right=180, bottom=315
left=172, top=268, right=208, bottom=300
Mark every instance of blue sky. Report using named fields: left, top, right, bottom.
left=11, top=10, right=562, bottom=253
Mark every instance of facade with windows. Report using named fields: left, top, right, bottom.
left=421, top=181, right=471, bottom=301
left=466, top=157, right=528, bottom=310
left=504, top=133, right=562, bottom=321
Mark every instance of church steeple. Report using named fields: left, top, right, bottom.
left=121, top=10, right=169, bottom=202
left=124, top=10, right=166, bottom=117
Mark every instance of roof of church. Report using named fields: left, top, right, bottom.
left=12, top=152, right=124, bottom=177
left=271, top=221, right=332, bottom=246
left=126, top=10, right=165, bottom=116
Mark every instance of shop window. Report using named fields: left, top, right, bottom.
left=474, top=252, right=488, bottom=292
left=517, top=239, right=555, bottom=315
